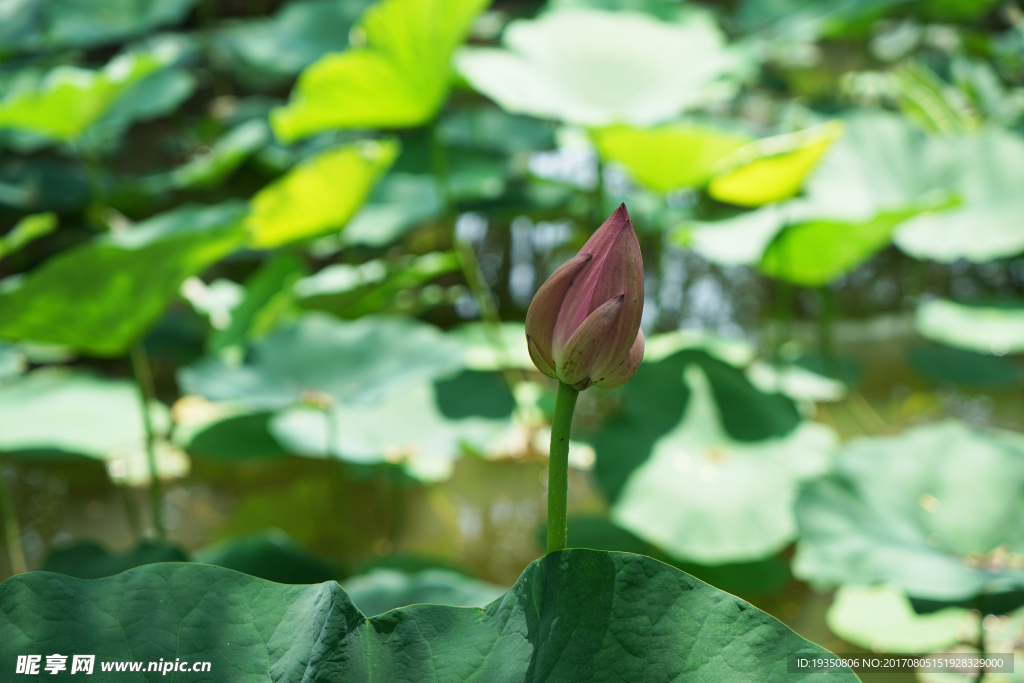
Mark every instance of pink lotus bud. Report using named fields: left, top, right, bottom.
left=525, top=203, right=644, bottom=391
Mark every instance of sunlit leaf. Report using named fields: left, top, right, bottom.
left=247, top=140, right=399, bottom=248
left=611, top=365, right=835, bottom=563
left=0, top=0, right=197, bottom=53
left=0, top=202, right=247, bottom=356
left=0, top=549, right=858, bottom=682
left=0, top=344, right=26, bottom=383
left=40, top=542, right=189, bottom=580
left=343, top=567, right=507, bottom=616
left=827, top=584, right=975, bottom=653
left=593, top=123, right=752, bottom=192
left=271, top=0, right=489, bottom=141
left=758, top=207, right=916, bottom=286
left=0, top=49, right=173, bottom=142
left=915, top=299, right=1024, bottom=356
left=179, top=313, right=465, bottom=411
left=216, top=0, right=370, bottom=77
left=0, top=212, right=57, bottom=260
left=708, top=121, right=843, bottom=207
left=270, top=379, right=509, bottom=481
left=195, top=531, right=336, bottom=584
left=794, top=420, right=1024, bottom=603
left=456, top=8, right=743, bottom=127
left=746, top=361, right=849, bottom=403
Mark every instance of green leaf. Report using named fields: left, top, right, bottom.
left=826, top=584, right=975, bottom=653
left=434, top=370, right=515, bottom=419
left=247, top=140, right=399, bottom=248
left=908, top=346, right=1023, bottom=388
left=0, top=344, right=26, bottom=383
left=180, top=412, right=290, bottom=460
left=156, top=119, right=269, bottom=191
left=270, top=378, right=509, bottom=481
left=456, top=8, right=742, bottom=127
left=611, top=365, right=836, bottom=563
left=0, top=201, right=247, bottom=356
left=207, top=253, right=308, bottom=357
left=179, top=313, right=465, bottom=410
left=915, top=299, right=1024, bottom=356
left=195, top=531, right=337, bottom=584
left=216, top=0, right=371, bottom=76
left=39, top=542, right=189, bottom=580
left=593, top=123, right=751, bottom=193
left=758, top=208, right=916, bottom=286
left=341, top=173, right=442, bottom=247
left=0, top=0, right=197, bottom=53
left=793, top=420, right=1024, bottom=603
left=271, top=0, right=489, bottom=141
left=805, top=112, right=1024, bottom=262
left=82, top=64, right=197, bottom=153
left=0, top=369, right=144, bottom=458
left=0, top=548, right=857, bottom=682
left=449, top=321, right=536, bottom=371
left=708, top=121, right=843, bottom=207
left=342, top=567, right=507, bottom=616
left=0, top=368, right=189, bottom=484
left=589, top=349, right=802, bottom=500
left=0, top=50, right=172, bottom=142
left=0, top=212, right=57, bottom=260
left=675, top=204, right=792, bottom=267
left=294, top=251, right=459, bottom=318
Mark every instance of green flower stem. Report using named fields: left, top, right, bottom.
left=547, top=381, right=580, bottom=553
left=0, top=458, right=27, bottom=574
left=128, top=342, right=165, bottom=540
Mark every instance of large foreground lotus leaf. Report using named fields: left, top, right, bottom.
left=0, top=0, right=197, bottom=53
left=343, top=567, right=507, bottom=617
left=612, top=365, right=836, bottom=564
left=915, top=299, right=1024, bottom=356
left=178, top=313, right=464, bottom=411
left=826, top=583, right=975, bottom=653
left=0, top=549, right=857, bottom=682
left=593, top=123, right=752, bottom=192
left=708, top=121, right=843, bottom=207
left=270, top=379, right=509, bottom=482
left=794, top=420, right=1024, bottom=602
left=217, top=0, right=370, bottom=76
left=247, top=140, right=399, bottom=249
left=0, top=201, right=247, bottom=356
left=0, top=50, right=172, bottom=142
left=271, top=0, right=489, bottom=141
left=456, top=8, right=742, bottom=127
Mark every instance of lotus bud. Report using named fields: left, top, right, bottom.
left=525, top=203, right=644, bottom=391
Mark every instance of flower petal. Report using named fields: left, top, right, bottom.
left=552, top=204, right=643, bottom=371
left=524, top=252, right=592, bottom=370
left=593, top=329, right=644, bottom=389
left=556, top=293, right=624, bottom=390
